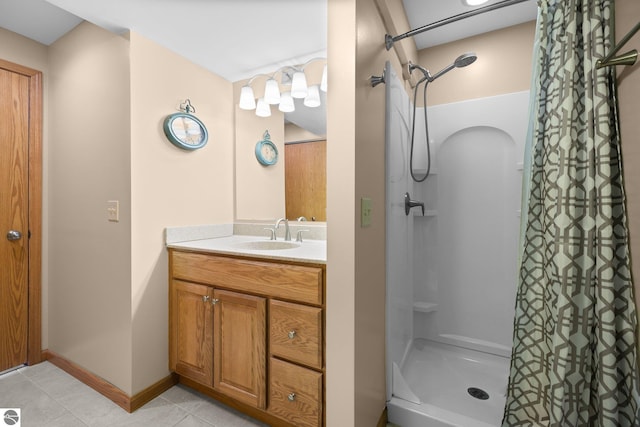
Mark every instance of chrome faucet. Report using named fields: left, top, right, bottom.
left=404, top=192, right=425, bottom=216
left=275, top=218, right=291, bottom=241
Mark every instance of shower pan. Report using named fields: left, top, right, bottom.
left=384, top=60, right=530, bottom=427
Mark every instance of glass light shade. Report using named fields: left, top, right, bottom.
left=238, top=85, right=256, bottom=110
left=320, top=64, right=328, bottom=92
left=290, top=71, right=308, bottom=98
left=278, top=91, right=295, bottom=113
left=255, top=98, right=271, bottom=117
left=463, top=0, right=488, bottom=5
left=303, top=85, right=321, bottom=108
left=264, top=78, right=281, bottom=104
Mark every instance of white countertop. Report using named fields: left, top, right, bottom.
left=167, top=234, right=326, bottom=264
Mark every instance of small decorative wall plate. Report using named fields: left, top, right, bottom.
left=255, top=130, right=278, bottom=166
left=163, top=112, right=208, bottom=150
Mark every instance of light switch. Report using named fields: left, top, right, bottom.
left=361, top=197, right=372, bottom=227
left=107, top=200, right=119, bottom=222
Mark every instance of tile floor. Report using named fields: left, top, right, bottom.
left=0, top=361, right=269, bottom=427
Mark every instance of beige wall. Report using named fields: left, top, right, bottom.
left=417, top=21, right=536, bottom=106
left=326, top=8, right=535, bottom=425
left=129, top=32, right=234, bottom=394
left=616, top=0, right=640, bottom=335
left=0, top=28, right=51, bottom=350
left=353, top=0, right=398, bottom=422
left=284, top=123, right=324, bottom=143
left=3, top=1, right=635, bottom=422
left=419, top=4, right=640, bottom=357
left=232, top=63, right=326, bottom=222
left=326, top=0, right=408, bottom=424
left=233, top=80, right=285, bottom=221
left=326, top=0, right=357, bottom=421
left=46, top=23, right=234, bottom=396
left=48, top=22, right=133, bottom=392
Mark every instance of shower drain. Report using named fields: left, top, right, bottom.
left=467, top=387, right=490, bottom=400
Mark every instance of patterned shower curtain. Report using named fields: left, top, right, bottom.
left=503, top=1, right=640, bottom=426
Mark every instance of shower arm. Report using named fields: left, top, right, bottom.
left=385, top=0, right=531, bottom=51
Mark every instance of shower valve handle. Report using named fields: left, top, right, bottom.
left=404, top=192, right=425, bottom=216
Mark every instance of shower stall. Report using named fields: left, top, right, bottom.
left=384, top=61, right=530, bottom=426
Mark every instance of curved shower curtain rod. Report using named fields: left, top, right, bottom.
left=385, top=0, right=532, bottom=51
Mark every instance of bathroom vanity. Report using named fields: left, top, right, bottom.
left=167, top=233, right=326, bottom=427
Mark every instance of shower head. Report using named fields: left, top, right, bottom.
left=430, top=52, right=478, bottom=81
left=454, top=52, right=478, bottom=68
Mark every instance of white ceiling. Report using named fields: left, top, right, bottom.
left=1, top=0, right=537, bottom=82
left=0, top=0, right=82, bottom=45
left=0, top=0, right=536, bottom=134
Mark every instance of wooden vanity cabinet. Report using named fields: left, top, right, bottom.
left=169, top=282, right=266, bottom=408
left=169, top=249, right=325, bottom=427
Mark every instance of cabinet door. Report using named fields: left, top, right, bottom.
left=213, top=289, right=266, bottom=409
left=170, top=280, right=213, bottom=387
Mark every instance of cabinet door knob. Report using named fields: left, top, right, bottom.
left=211, top=298, right=219, bottom=305
left=202, top=296, right=210, bottom=303
left=287, top=392, right=296, bottom=402
left=287, top=330, right=297, bottom=339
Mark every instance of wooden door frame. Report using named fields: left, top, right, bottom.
left=0, top=58, right=43, bottom=365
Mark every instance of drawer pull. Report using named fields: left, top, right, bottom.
left=202, top=296, right=210, bottom=303
left=287, top=330, right=297, bottom=339
left=287, top=392, right=296, bottom=402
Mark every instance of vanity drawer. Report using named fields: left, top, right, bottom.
left=269, top=358, right=322, bottom=427
left=270, top=300, right=322, bottom=369
left=171, top=251, right=323, bottom=305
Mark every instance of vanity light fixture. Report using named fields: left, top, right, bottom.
left=290, top=70, right=308, bottom=99
left=303, top=85, right=321, bottom=108
left=238, top=58, right=327, bottom=117
left=320, top=64, right=328, bottom=92
left=278, top=91, right=295, bottom=113
left=238, top=85, right=257, bottom=110
left=255, top=98, right=271, bottom=117
left=263, top=78, right=281, bottom=104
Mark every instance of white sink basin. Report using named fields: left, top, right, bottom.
left=233, top=240, right=301, bottom=251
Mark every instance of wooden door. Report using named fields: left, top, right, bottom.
left=0, top=67, right=30, bottom=372
left=170, top=280, right=214, bottom=386
left=285, top=140, right=326, bottom=221
left=213, top=289, right=266, bottom=409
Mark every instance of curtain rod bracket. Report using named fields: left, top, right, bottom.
left=370, top=69, right=386, bottom=87
left=596, top=50, right=638, bottom=69
left=385, top=34, right=395, bottom=51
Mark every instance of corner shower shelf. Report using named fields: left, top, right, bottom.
left=413, top=301, right=438, bottom=313
left=412, top=210, right=438, bottom=217
left=412, top=168, right=438, bottom=176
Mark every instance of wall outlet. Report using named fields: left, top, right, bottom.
left=107, top=200, right=119, bottom=222
left=361, top=197, right=372, bottom=227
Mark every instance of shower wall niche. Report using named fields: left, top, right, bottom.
left=410, top=91, right=530, bottom=357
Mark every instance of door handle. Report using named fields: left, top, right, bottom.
left=6, top=230, right=22, bottom=241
